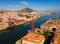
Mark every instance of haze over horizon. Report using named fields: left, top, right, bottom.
left=0, top=0, right=60, bottom=11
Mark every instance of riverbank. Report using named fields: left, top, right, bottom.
left=0, top=14, right=55, bottom=33
left=0, top=16, right=43, bottom=33
left=0, top=23, right=25, bottom=33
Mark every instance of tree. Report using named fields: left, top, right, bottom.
left=25, top=15, right=31, bottom=18
left=0, top=19, right=2, bottom=22
left=52, top=16, right=58, bottom=20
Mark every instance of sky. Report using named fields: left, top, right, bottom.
left=0, top=0, right=60, bottom=11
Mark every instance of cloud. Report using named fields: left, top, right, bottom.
left=20, top=1, right=28, bottom=5
left=8, top=4, right=12, bottom=7
left=16, top=5, right=20, bottom=8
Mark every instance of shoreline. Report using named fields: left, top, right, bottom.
left=0, top=14, right=52, bottom=33
left=0, top=16, right=43, bottom=33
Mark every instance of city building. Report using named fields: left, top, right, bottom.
left=15, top=32, right=45, bottom=44
left=40, top=20, right=60, bottom=32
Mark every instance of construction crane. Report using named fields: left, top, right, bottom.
left=31, top=15, right=35, bottom=32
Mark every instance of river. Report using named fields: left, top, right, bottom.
left=0, top=14, right=60, bottom=44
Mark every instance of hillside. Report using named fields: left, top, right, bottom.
left=17, top=7, right=34, bottom=13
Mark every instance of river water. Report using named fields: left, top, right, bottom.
left=0, top=14, right=60, bottom=44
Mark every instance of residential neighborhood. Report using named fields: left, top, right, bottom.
left=0, top=10, right=41, bottom=30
